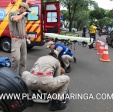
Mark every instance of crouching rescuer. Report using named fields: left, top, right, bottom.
left=47, top=41, right=76, bottom=73
left=21, top=50, right=70, bottom=111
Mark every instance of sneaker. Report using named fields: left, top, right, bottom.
left=65, top=65, right=71, bottom=73
left=50, top=100, right=66, bottom=111
left=73, top=57, right=76, bottom=63
left=64, top=89, right=70, bottom=103
left=32, top=90, right=50, bottom=103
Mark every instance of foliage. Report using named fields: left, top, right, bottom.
left=106, top=9, right=113, bottom=18
left=89, top=8, right=106, bottom=20
left=75, top=10, right=90, bottom=30
left=44, top=0, right=113, bottom=30
left=59, top=0, right=93, bottom=31
left=98, top=17, right=113, bottom=27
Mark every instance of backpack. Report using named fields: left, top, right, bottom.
left=0, top=57, right=11, bottom=67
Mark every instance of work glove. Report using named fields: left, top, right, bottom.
left=26, top=38, right=31, bottom=44
left=23, top=12, right=28, bottom=16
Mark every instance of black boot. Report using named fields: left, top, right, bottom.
left=73, top=57, right=76, bottom=63
left=50, top=100, right=66, bottom=111
left=65, top=65, right=71, bottom=73
left=27, top=96, right=34, bottom=107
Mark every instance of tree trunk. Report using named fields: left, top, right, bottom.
left=68, top=3, right=72, bottom=32
left=68, top=2, right=76, bottom=32
left=69, top=21, right=72, bottom=32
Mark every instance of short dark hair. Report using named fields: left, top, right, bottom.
left=19, top=6, right=22, bottom=9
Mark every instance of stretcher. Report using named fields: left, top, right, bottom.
left=44, top=33, right=93, bottom=45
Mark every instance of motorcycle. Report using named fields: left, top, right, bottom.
left=98, top=31, right=102, bottom=36
left=0, top=67, right=30, bottom=112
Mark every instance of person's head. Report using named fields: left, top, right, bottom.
left=92, top=23, right=96, bottom=26
left=18, top=2, right=30, bottom=13
left=49, top=50, right=59, bottom=59
left=47, top=41, right=55, bottom=50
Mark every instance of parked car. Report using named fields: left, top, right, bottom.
left=71, top=28, right=77, bottom=32
left=60, top=28, right=68, bottom=32
left=60, top=27, right=77, bottom=32
left=106, top=31, right=113, bottom=47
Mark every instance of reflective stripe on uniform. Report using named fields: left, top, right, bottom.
left=63, top=48, right=68, bottom=55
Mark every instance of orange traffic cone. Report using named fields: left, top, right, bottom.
left=100, top=43, right=111, bottom=62
left=95, top=38, right=100, bottom=50
left=97, top=40, right=105, bottom=55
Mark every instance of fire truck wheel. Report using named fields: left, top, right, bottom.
left=27, top=45, right=34, bottom=49
left=0, top=38, right=11, bottom=53
left=0, top=100, right=8, bottom=112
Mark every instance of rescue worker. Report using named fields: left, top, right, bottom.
left=8, top=2, right=30, bottom=75
left=47, top=41, right=76, bottom=73
left=89, top=23, right=97, bottom=41
left=21, top=50, right=70, bottom=111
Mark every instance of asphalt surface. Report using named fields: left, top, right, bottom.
left=1, top=34, right=113, bottom=112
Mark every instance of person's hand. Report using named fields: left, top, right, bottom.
left=61, top=67, right=65, bottom=74
left=26, top=39, right=31, bottom=44
left=23, top=12, right=28, bottom=16
left=26, top=35, right=30, bottom=39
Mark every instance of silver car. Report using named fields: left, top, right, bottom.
left=106, top=31, right=113, bottom=47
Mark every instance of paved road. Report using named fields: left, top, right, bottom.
left=1, top=34, right=113, bottom=112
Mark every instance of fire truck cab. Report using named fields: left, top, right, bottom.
left=0, top=0, right=60, bottom=52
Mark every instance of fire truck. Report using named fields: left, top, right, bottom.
left=0, top=0, right=60, bottom=52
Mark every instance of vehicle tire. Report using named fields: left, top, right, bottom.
left=106, top=39, right=111, bottom=45
left=0, top=38, right=11, bottom=53
left=106, top=39, right=109, bottom=44
left=111, top=41, right=113, bottom=48
left=0, top=101, right=8, bottom=112
left=27, top=45, right=34, bottom=49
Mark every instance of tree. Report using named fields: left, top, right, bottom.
left=44, top=0, right=100, bottom=31
left=106, top=9, right=113, bottom=18
left=75, top=10, right=90, bottom=30
left=98, top=17, right=111, bottom=27
left=59, top=0, right=92, bottom=31
left=89, top=8, right=106, bottom=20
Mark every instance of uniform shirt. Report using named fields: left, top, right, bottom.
left=8, top=11, right=26, bottom=36
left=89, top=25, right=97, bottom=34
left=30, top=55, right=61, bottom=77
left=55, top=43, right=73, bottom=56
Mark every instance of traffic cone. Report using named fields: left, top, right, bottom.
left=95, top=38, right=100, bottom=50
left=97, top=40, right=105, bottom=55
left=100, top=43, right=111, bottom=62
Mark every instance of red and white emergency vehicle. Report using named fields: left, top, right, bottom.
left=0, top=0, right=60, bottom=52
